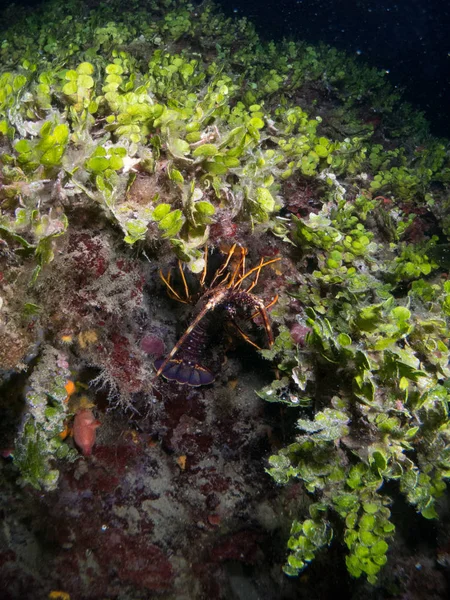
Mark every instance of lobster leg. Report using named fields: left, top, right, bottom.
left=245, top=258, right=264, bottom=292
left=178, top=260, right=190, bottom=301
left=227, top=246, right=246, bottom=289
left=159, top=269, right=189, bottom=304
left=199, top=246, right=209, bottom=287
left=252, top=298, right=276, bottom=347
left=210, top=243, right=237, bottom=288
left=153, top=306, right=210, bottom=380
left=233, top=295, right=279, bottom=349
left=229, top=320, right=264, bottom=350
left=154, top=288, right=228, bottom=385
left=249, top=294, right=279, bottom=319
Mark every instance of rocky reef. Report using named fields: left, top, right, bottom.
left=1, top=1, right=450, bottom=598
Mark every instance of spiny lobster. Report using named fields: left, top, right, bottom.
left=154, top=244, right=280, bottom=386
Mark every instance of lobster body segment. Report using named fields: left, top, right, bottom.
left=154, top=305, right=218, bottom=386
left=154, top=357, right=215, bottom=386
left=154, top=245, right=280, bottom=386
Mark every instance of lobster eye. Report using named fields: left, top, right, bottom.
left=224, top=303, right=237, bottom=317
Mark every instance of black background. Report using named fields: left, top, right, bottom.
left=1, top=0, right=449, bottom=138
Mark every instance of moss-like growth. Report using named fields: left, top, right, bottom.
left=13, top=346, right=78, bottom=490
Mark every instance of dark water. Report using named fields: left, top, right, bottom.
left=217, top=0, right=450, bottom=139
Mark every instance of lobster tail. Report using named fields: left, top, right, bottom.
left=154, top=357, right=215, bottom=386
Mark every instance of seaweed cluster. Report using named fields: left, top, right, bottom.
left=1, top=0, right=450, bottom=588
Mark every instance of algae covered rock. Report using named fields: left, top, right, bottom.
left=0, top=0, right=450, bottom=586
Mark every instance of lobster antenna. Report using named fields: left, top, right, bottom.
left=234, top=256, right=281, bottom=288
